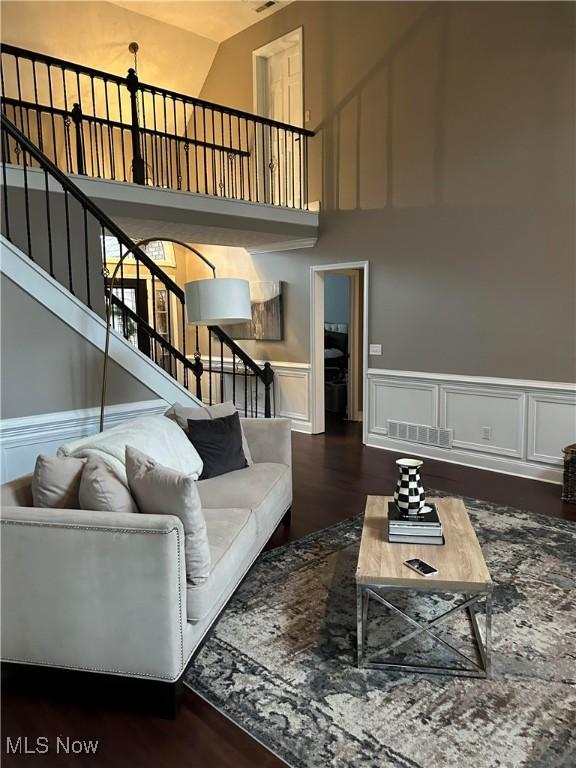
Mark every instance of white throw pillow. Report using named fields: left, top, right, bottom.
left=32, top=455, right=86, bottom=509
left=165, top=401, right=254, bottom=466
left=126, top=446, right=211, bottom=585
left=58, top=415, right=204, bottom=481
left=79, top=457, right=138, bottom=515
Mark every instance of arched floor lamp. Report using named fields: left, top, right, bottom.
left=100, top=237, right=251, bottom=432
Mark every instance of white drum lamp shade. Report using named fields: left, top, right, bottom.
left=184, top=278, right=251, bottom=325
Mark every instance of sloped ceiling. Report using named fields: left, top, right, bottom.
left=1, top=1, right=218, bottom=97
left=110, top=1, right=291, bottom=44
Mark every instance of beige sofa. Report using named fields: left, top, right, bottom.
left=0, top=417, right=292, bottom=710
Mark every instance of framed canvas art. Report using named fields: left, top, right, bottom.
left=227, top=281, right=283, bottom=340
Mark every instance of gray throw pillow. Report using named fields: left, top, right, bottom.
left=32, top=454, right=86, bottom=509
left=79, top=457, right=138, bottom=514
left=165, top=401, right=253, bottom=466
left=125, top=446, right=211, bottom=585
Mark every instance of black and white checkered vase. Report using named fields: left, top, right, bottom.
left=393, top=459, right=425, bottom=514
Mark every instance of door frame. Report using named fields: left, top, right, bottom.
left=310, top=261, right=369, bottom=442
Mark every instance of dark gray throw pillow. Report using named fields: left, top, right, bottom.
left=187, top=411, right=248, bottom=480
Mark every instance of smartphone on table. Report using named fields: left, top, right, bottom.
left=404, top=558, right=438, bottom=576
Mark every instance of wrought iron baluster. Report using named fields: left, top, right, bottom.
left=208, top=330, right=213, bottom=406
left=304, top=133, right=309, bottom=210
left=82, top=204, right=91, bottom=308
left=220, top=340, right=224, bottom=403
left=62, top=68, right=73, bottom=172
left=183, top=102, right=191, bottom=192
left=211, top=110, right=217, bottom=195
left=244, top=119, right=251, bottom=202
left=202, top=107, right=208, bottom=195
left=31, top=60, right=44, bottom=151
left=22, top=147, right=33, bottom=258
left=46, top=64, right=58, bottom=163
left=44, top=169, right=54, bottom=277
left=237, top=116, right=243, bottom=200
left=192, top=105, right=199, bottom=193
left=151, top=272, right=158, bottom=363
left=104, top=81, right=115, bottom=179
left=1, top=129, right=11, bottom=241
left=63, top=189, right=73, bottom=293
left=244, top=366, right=248, bottom=417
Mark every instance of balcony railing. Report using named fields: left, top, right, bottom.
left=0, top=44, right=314, bottom=210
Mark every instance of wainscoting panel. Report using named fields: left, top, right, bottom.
left=0, top=399, right=168, bottom=483
left=528, top=393, right=576, bottom=465
left=366, top=369, right=576, bottom=483
left=440, top=386, right=525, bottom=458
left=368, top=378, right=438, bottom=436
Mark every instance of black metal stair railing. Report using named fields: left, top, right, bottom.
left=0, top=111, right=275, bottom=417
left=0, top=43, right=314, bottom=210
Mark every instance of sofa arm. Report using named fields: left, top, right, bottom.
left=1, top=506, right=187, bottom=682
left=241, top=417, right=292, bottom=467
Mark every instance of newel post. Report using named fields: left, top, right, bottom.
left=126, top=68, right=146, bottom=185
left=70, top=103, right=85, bottom=175
left=263, top=361, right=274, bottom=418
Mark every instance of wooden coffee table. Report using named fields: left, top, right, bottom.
left=356, top=496, right=493, bottom=677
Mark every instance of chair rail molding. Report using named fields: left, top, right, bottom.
left=0, top=400, right=168, bottom=483
left=365, top=368, right=576, bottom=484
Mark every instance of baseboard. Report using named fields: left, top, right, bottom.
left=365, top=431, right=563, bottom=484
left=290, top=420, right=313, bottom=434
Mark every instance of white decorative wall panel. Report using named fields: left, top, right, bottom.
left=440, top=386, right=525, bottom=458
left=366, top=369, right=576, bottom=483
left=528, top=393, right=576, bottom=464
left=368, top=378, right=438, bottom=436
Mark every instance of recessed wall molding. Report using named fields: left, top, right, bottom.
left=365, top=368, right=576, bottom=484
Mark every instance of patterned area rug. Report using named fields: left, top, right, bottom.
left=185, top=496, right=576, bottom=768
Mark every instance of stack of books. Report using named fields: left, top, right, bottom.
left=387, top=502, right=444, bottom=545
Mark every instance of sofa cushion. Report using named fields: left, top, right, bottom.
left=32, top=455, right=86, bottom=509
left=197, top=462, right=291, bottom=537
left=186, top=507, right=256, bottom=621
left=165, top=401, right=253, bottom=466
left=79, top=457, right=138, bottom=515
left=187, top=412, right=248, bottom=480
left=126, top=447, right=211, bottom=585
left=58, top=415, right=203, bottom=482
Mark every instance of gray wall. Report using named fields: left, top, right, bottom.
left=200, top=1, right=575, bottom=381
left=1, top=275, right=155, bottom=419
left=4, top=184, right=106, bottom=318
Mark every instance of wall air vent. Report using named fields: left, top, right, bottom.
left=387, top=420, right=453, bottom=449
left=255, top=1, right=277, bottom=12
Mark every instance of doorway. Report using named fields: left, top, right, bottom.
left=310, top=262, right=369, bottom=441
left=253, top=29, right=303, bottom=207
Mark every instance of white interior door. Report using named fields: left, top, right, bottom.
left=266, top=45, right=302, bottom=207
left=254, top=31, right=303, bottom=207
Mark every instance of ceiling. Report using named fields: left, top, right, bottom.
left=110, top=1, right=291, bottom=43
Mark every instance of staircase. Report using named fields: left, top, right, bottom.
left=0, top=111, right=275, bottom=418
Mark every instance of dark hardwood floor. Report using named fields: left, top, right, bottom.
left=2, top=419, right=572, bottom=767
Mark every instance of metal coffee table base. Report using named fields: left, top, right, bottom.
left=356, top=584, right=492, bottom=678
